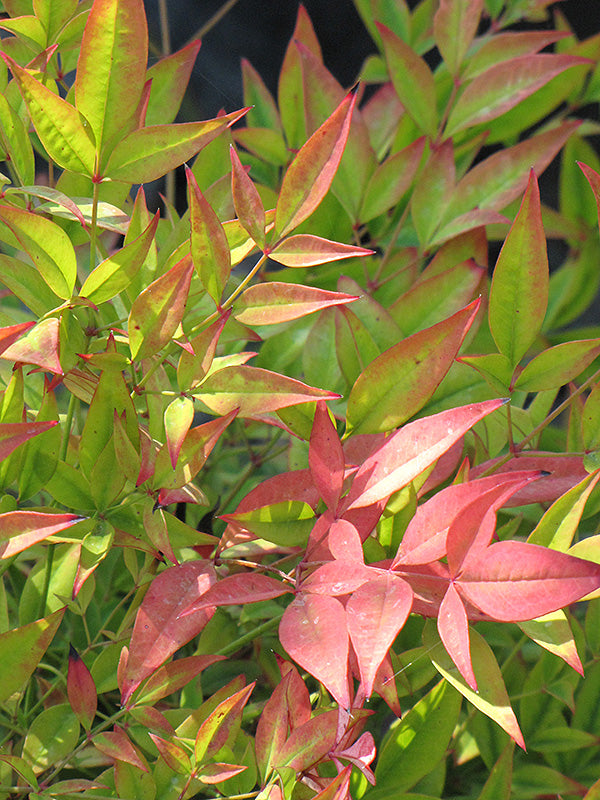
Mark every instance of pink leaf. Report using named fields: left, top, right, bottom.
left=345, top=399, right=507, bottom=510
left=121, top=561, right=216, bottom=705
left=327, top=519, right=364, bottom=562
left=137, top=654, right=225, bottom=704
left=333, top=734, right=375, bottom=784
left=234, top=282, right=357, bottom=326
left=280, top=593, right=350, bottom=708
left=309, top=401, right=345, bottom=511
left=438, top=582, right=476, bottom=690
left=268, top=235, right=373, bottom=267
left=93, top=726, right=148, bottom=772
left=301, top=560, right=375, bottom=596
left=275, top=708, right=339, bottom=771
left=230, top=145, right=266, bottom=249
left=0, top=317, right=62, bottom=373
left=0, top=420, right=58, bottom=463
left=67, top=645, right=97, bottom=731
left=347, top=573, right=413, bottom=698
left=458, top=541, right=600, bottom=621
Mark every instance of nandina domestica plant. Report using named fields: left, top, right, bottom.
left=1, top=0, right=600, bottom=798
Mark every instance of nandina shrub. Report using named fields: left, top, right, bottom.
left=0, top=0, right=600, bottom=798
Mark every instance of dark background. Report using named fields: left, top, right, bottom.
left=143, top=0, right=599, bottom=119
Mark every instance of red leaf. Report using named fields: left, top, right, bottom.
left=311, top=766, right=352, bottom=800
left=0, top=511, right=82, bottom=558
left=458, top=541, right=600, bottom=621
left=301, top=560, right=375, bottom=596
left=67, top=645, right=97, bottom=731
left=230, top=145, right=266, bottom=249
left=179, top=573, right=292, bottom=615
left=0, top=420, right=58, bottom=462
left=274, top=90, right=357, bottom=239
left=347, top=573, right=413, bottom=698
left=255, top=671, right=293, bottom=779
left=309, top=401, right=345, bottom=511
left=197, top=763, right=248, bottom=784
left=438, top=583, right=476, bottom=690
left=1, top=317, right=62, bottom=373
left=0, top=321, right=35, bottom=355
left=137, top=654, right=224, bottom=704
left=275, top=708, right=339, bottom=771
left=280, top=593, right=350, bottom=708
left=121, top=561, right=216, bottom=705
left=470, top=455, right=589, bottom=505
left=268, top=235, right=373, bottom=267
left=327, top=519, right=364, bottom=562
left=345, top=399, right=507, bottom=510
left=93, top=726, right=148, bottom=772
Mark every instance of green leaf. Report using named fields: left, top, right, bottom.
left=193, top=365, right=338, bottom=417
left=80, top=212, right=159, bottom=305
left=104, top=109, right=248, bottom=183
left=378, top=23, right=438, bottom=139
left=346, top=300, right=480, bottom=435
left=23, top=704, right=79, bottom=774
left=4, top=55, right=95, bottom=175
left=584, top=384, right=600, bottom=451
left=433, top=0, right=483, bottom=76
left=145, top=40, right=201, bottom=126
left=423, top=621, right=524, bottom=749
left=0, top=92, right=34, bottom=185
left=187, top=166, right=231, bottom=306
left=230, top=144, right=266, bottom=249
left=0, top=254, right=60, bottom=315
left=445, top=55, right=589, bottom=136
left=411, top=140, right=455, bottom=247
left=222, top=501, right=315, bottom=547
left=359, top=137, right=425, bottom=224
left=513, top=339, right=600, bottom=392
left=375, top=679, right=461, bottom=794
left=0, top=203, right=77, bottom=299
left=128, top=254, right=194, bottom=360
left=476, top=742, right=514, bottom=800
left=74, top=0, right=147, bottom=161
left=489, top=170, right=548, bottom=367
left=0, top=607, right=64, bottom=704
left=528, top=470, right=600, bottom=550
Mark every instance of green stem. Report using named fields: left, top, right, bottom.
left=89, top=179, right=101, bottom=274
left=59, top=391, right=78, bottom=463
left=216, top=611, right=284, bottom=657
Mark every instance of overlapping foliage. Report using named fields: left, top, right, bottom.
left=0, top=0, right=600, bottom=797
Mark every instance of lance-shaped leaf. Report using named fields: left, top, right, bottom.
left=221, top=500, right=315, bottom=548
left=457, top=541, right=600, bottom=622
left=519, top=610, right=583, bottom=674
left=180, top=573, right=291, bottom=616
left=4, top=55, right=95, bottom=176
left=0, top=420, right=58, bottom=463
left=359, top=137, right=425, bottom=223
left=378, top=23, right=438, bottom=138
left=75, top=0, right=147, bottom=160
left=463, top=30, right=568, bottom=80
left=129, top=254, right=194, bottom=360
left=423, top=622, right=524, bottom=749
left=411, top=140, right=456, bottom=247
left=309, top=400, right=344, bottom=511
left=93, top=726, right=148, bottom=772
left=274, top=90, right=357, bottom=239
left=193, top=365, right=339, bottom=417
left=177, top=313, right=230, bottom=391
left=0, top=511, right=82, bottom=559
left=347, top=573, right=413, bottom=699
left=437, top=582, right=476, bottom=690
left=579, top=160, right=600, bottom=230
left=195, top=683, right=255, bottom=763
left=346, top=299, right=480, bottom=435
left=67, top=645, right=97, bottom=731
left=280, top=593, right=350, bottom=708
left=374, top=678, right=462, bottom=793
left=0, top=203, right=77, bottom=299
left=471, top=455, right=589, bottom=505
left=149, top=734, right=191, bottom=775
left=0, top=92, right=34, bottom=186
left=0, top=321, right=35, bottom=355
left=104, top=108, right=248, bottom=183
left=121, top=560, right=216, bottom=705
left=345, top=398, right=506, bottom=510
left=187, top=166, right=231, bottom=306
left=434, top=0, right=483, bottom=76
left=528, top=470, right=600, bottom=551
left=256, top=671, right=293, bottom=780
left=145, top=39, right=202, bottom=126
left=311, top=767, right=351, bottom=800
left=0, top=317, right=62, bottom=374
left=0, top=607, right=64, bottom=705
left=276, top=709, right=339, bottom=772
left=489, top=170, right=547, bottom=367
left=164, top=395, right=194, bottom=469
left=234, top=282, right=357, bottom=326
left=446, top=55, right=590, bottom=136
left=230, top=145, right=265, bottom=249
left=80, top=212, right=159, bottom=305
left=268, top=235, right=373, bottom=267
left=445, top=120, right=579, bottom=219
left=138, top=654, right=224, bottom=705
left=513, top=338, right=600, bottom=392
